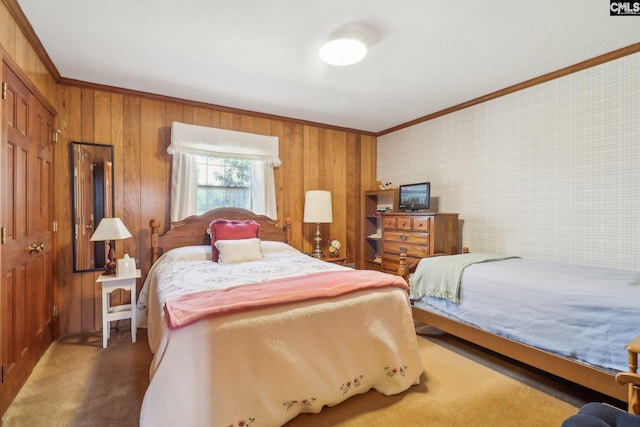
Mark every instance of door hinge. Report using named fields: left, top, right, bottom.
left=53, top=220, right=58, bottom=233
left=2, top=81, right=6, bottom=100
left=53, top=305, right=58, bottom=317
left=2, top=365, right=6, bottom=384
left=52, top=129, right=62, bottom=143
left=1, top=227, right=6, bottom=245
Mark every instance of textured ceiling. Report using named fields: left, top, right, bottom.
left=16, top=0, right=640, bottom=133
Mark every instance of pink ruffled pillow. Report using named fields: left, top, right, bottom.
left=210, top=219, right=260, bottom=262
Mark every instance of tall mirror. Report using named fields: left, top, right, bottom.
left=71, top=142, right=114, bottom=272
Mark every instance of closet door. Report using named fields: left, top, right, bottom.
left=29, top=93, right=55, bottom=359
left=1, top=60, right=55, bottom=415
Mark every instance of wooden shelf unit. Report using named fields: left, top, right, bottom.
left=362, top=189, right=398, bottom=270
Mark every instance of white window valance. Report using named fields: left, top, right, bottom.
left=168, top=121, right=281, bottom=166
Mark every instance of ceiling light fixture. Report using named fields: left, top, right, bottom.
left=319, top=38, right=367, bottom=66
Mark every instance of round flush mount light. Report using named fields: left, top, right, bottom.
left=319, top=38, right=367, bottom=66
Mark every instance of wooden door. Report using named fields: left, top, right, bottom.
left=1, top=60, right=55, bottom=415
left=29, top=93, right=55, bottom=359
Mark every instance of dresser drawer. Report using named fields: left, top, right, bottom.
left=383, top=231, right=429, bottom=245
left=382, top=254, right=420, bottom=274
left=384, top=241, right=430, bottom=258
left=412, top=217, right=430, bottom=232
left=385, top=216, right=431, bottom=231
left=382, top=216, right=397, bottom=230
left=395, top=216, right=412, bottom=230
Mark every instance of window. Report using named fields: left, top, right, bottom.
left=195, top=156, right=251, bottom=214
left=169, top=122, right=280, bottom=222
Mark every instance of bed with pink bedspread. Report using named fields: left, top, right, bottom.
left=136, top=208, right=423, bottom=427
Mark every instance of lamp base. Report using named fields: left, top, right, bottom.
left=312, top=223, right=323, bottom=258
left=104, top=262, right=116, bottom=276
left=103, top=241, right=116, bottom=275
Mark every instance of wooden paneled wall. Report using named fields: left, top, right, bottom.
left=0, top=1, right=56, bottom=102
left=2, top=1, right=378, bottom=336
left=54, top=84, right=378, bottom=335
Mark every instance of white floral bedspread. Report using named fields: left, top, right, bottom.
left=137, top=243, right=423, bottom=427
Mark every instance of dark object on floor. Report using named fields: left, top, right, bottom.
left=561, top=402, right=640, bottom=427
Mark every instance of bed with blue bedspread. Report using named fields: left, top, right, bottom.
left=407, top=253, right=640, bottom=402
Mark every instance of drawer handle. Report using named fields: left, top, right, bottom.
left=400, top=247, right=407, bottom=253
left=400, top=235, right=407, bottom=241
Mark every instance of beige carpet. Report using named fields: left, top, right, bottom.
left=1, top=329, right=151, bottom=427
left=1, top=326, right=595, bottom=427
left=286, top=334, right=580, bottom=427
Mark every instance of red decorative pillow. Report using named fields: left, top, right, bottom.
left=210, top=219, right=260, bottom=262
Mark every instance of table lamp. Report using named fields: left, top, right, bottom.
left=90, top=217, right=132, bottom=275
left=303, top=190, right=333, bottom=258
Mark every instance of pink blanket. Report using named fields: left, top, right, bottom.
left=164, top=269, right=408, bottom=329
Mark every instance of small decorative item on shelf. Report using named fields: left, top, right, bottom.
left=328, top=239, right=341, bottom=258
left=374, top=207, right=392, bottom=217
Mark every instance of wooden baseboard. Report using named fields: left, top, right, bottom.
left=412, top=306, right=627, bottom=402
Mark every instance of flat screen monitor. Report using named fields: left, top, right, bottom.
left=398, top=182, right=430, bottom=211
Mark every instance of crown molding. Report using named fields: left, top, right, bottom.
left=377, top=42, right=640, bottom=136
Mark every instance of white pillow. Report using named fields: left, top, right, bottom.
left=260, top=240, right=300, bottom=255
left=162, top=245, right=212, bottom=263
left=215, top=238, right=263, bottom=264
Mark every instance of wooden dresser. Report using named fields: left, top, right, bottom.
left=381, top=212, right=459, bottom=275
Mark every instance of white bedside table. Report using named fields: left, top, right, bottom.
left=96, top=269, right=141, bottom=348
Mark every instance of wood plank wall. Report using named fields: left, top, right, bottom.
left=0, top=2, right=56, bottom=102
left=54, top=85, right=378, bottom=336
left=1, top=1, right=378, bottom=337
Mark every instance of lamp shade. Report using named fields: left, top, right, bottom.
left=303, top=190, right=333, bottom=223
left=90, top=217, right=132, bottom=241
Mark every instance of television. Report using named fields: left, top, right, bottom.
left=398, top=182, right=430, bottom=211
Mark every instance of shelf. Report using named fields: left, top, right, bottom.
left=362, top=188, right=398, bottom=271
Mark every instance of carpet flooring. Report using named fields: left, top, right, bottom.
left=0, top=324, right=625, bottom=427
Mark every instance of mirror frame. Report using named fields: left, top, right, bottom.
left=71, top=142, right=115, bottom=272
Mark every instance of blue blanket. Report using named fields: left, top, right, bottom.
left=409, top=253, right=519, bottom=303
left=412, top=257, right=640, bottom=372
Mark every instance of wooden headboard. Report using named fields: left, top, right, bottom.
left=150, top=207, right=292, bottom=264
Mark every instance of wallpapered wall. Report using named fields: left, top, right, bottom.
left=377, top=52, right=639, bottom=271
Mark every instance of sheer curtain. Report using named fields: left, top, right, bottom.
left=169, top=152, right=198, bottom=222
left=251, top=160, right=278, bottom=220
left=168, top=122, right=281, bottom=222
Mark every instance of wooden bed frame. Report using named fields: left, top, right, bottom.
left=149, top=207, right=292, bottom=264
left=398, top=253, right=634, bottom=404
